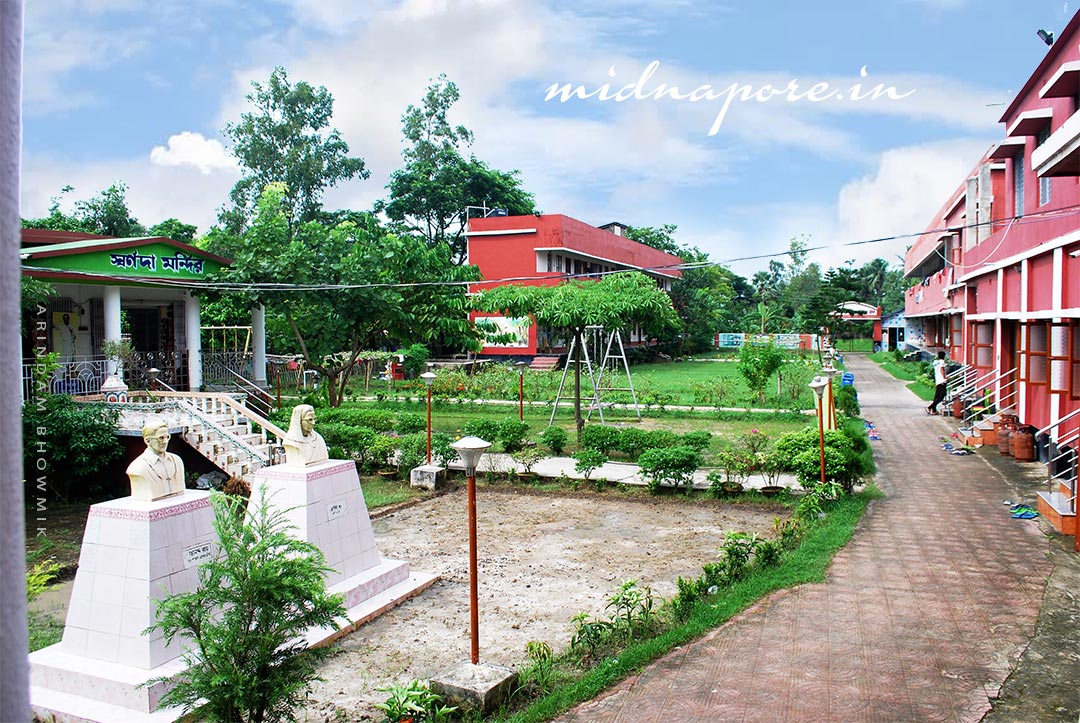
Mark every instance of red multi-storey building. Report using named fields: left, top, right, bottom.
left=905, top=13, right=1080, bottom=542
left=466, top=214, right=683, bottom=357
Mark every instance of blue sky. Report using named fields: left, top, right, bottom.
left=20, top=0, right=1077, bottom=277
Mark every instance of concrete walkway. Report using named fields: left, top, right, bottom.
left=556, top=353, right=1059, bottom=723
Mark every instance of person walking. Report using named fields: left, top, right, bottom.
left=927, top=350, right=948, bottom=415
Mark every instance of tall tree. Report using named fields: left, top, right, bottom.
left=625, top=225, right=731, bottom=355
left=222, top=66, right=368, bottom=233
left=207, top=184, right=477, bottom=406
left=381, top=75, right=535, bottom=263
left=475, top=272, right=678, bottom=435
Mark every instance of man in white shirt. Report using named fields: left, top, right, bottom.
left=927, top=351, right=948, bottom=415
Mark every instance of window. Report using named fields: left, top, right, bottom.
left=1072, top=320, right=1080, bottom=400
left=546, top=252, right=553, bottom=272
left=1049, top=322, right=1070, bottom=393
left=1026, top=322, right=1049, bottom=385
left=1013, top=150, right=1025, bottom=217
left=1037, top=128, right=1052, bottom=206
left=950, top=314, right=963, bottom=348
left=556, top=255, right=563, bottom=272
left=971, top=322, right=993, bottom=369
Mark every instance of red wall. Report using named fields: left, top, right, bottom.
left=467, top=215, right=683, bottom=356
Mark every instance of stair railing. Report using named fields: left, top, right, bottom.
left=1038, top=408, right=1080, bottom=517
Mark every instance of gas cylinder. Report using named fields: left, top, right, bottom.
left=1010, top=426, right=1035, bottom=462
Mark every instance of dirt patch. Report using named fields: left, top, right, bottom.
left=301, top=487, right=786, bottom=722
left=25, top=503, right=90, bottom=577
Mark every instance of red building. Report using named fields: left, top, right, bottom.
left=466, top=214, right=682, bottom=357
left=905, top=13, right=1080, bottom=543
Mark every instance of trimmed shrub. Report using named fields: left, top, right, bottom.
left=638, top=445, right=702, bottom=494
left=496, top=417, right=530, bottom=453
left=396, top=412, right=426, bottom=435
left=539, top=426, right=568, bottom=456
left=616, top=427, right=650, bottom=460
left=464, top=418, right=500, bottom=444
left=580, top=425, right=622, bottom=455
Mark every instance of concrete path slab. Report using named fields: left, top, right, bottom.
left=556, top=354, right=1056, bottom=723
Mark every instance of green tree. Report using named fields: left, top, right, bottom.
left=149, top=489, right=346, bottom=723
left=22, top=183, right=147, bottom=237
left=476, top=272, right=678, bottom=436
left=381, top=75, right=535, bottom=264
left=626, top=225, right=732, bottom=355
left=207, top=184, right=478, bottom=405
left=222, top=66, right=368, bottom=232
left=148, top=218, right=198, bottom=243
left=736, top=341, right=787, bottom=404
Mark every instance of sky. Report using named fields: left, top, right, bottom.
left=19, top=0, right=1079, bottom=278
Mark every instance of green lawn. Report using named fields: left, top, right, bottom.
left=868, top=351, right=934, bottom=401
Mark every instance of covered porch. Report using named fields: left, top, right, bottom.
left=20, top=234, right=268, bottom=398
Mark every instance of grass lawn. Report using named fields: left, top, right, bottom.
left=868, top=351, right=935, bottom=401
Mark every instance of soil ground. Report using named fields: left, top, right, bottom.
left=299, top=486, right=786, bottom=722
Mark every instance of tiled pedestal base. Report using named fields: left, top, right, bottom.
left=30, top=491, right=216, bottom=722
left=252, top=460, right=437, bottom=646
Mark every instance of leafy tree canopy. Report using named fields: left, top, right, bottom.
left=476, top=272, right=678, bottom=432
left=22, top=183, right=149, bottom=237
left=206, top=183, right=478, bottom=405
left=380, top=74, right=536, bottom=263
left=222, top=66, right=368, bottom=232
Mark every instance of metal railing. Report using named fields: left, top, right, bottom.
left=222, top=368, right=275, bottom=418
left=21, top=356, right=110, bottom=402
left=949, top=366, right=1017, bottom=426
left=1038, top=408, right=1080, bottom=519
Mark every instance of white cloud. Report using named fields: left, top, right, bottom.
left=149, top=132, right=237, bottom=174
left=834, top=138, right=991, bottom=259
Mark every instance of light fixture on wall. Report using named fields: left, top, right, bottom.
left=1037, top=28, right=1055, bottom=46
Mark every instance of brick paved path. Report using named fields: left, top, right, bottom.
left=558, top=354, right=1053, bottom=723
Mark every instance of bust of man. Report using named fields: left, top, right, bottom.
left=283, top=404, right=329, bottom=466
left=127, top=417, right=185, bottom=501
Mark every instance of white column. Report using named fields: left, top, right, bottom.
left=103, top=285, right=122, bottom=376
left=185, top=292, right=202, bottom=390
left=0, top=0, right=29, bottom=717
left=252, top=304, right=267, bottom=386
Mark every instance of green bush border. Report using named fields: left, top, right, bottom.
left=492, top=485, right=881, bottom=723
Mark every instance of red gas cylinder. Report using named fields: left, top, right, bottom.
left=1010, top=427, right=1035, bottom=462
left=998, top=424, right=1013, bottom=456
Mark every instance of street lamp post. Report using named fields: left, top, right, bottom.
left=822, top=358, right=839, bottom=431
left=421, top=371, right=437, bottom=464
left=809, top=376, right=829, bottom=488
left=514, top=361, right=527, bottom=421
left=449, top=435, right=492, bottom=665
left=147, top=367, right=160, bottom=392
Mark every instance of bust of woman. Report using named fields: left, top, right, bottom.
left=282, top=404, right=329, bottom=466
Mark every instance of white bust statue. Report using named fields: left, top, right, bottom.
left=127, top=417, right=185, bottom=501
left=283, top=404, right=329, bottom=466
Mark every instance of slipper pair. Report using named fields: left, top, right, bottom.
left=1010, top=503, right=1039, bottom=519
left=950, top=449, right=972, bottom=455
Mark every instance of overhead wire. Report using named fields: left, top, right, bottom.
left=22, top=200, right=1080, bottom=293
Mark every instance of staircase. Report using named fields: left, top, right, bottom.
left=949, top=365, right=1018, bottom=448
left=529, top=356, right=561, bottom=371
left=126, top=390, right=287, bottom=484
left=1035, top=408, right=1080, bottom=551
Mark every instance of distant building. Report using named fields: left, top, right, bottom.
left=466, top=214, right=683, bottom=357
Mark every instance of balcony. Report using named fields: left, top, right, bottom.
left=905, top=266, right=960, bottom=319
left=1032, top=108, right=1080, bottom=177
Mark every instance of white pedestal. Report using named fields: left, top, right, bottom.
left=252, top=460, right=437, bottom=645
left=30, top=491, right=215, bottom=722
